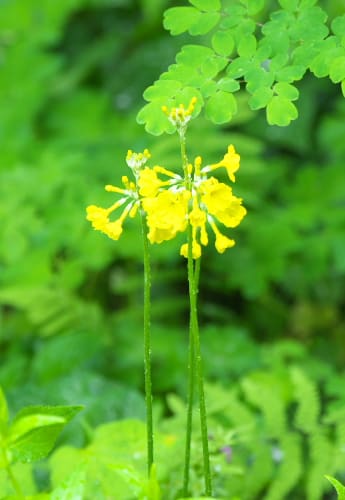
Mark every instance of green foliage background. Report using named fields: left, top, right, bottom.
left=0, top=0, right=345, bottom=498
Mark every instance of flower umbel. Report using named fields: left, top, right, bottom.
left=162, top=97, right=197, bottom=134
left=139, top=145, right=246, bottom=258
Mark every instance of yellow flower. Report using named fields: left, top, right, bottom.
left=142, top=190, right=190, bottom=244
left=203, top=144, right=240, bottom=182
left=162, top=97, right=197, bottom=131
left=141, top=151, right=246, bottom=258
left=86, top=151, right=152, bottom=241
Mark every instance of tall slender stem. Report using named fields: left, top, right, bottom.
left=1, top=447, right=24, bottom=498
left=187, top=230, right=212, bottom=496
left=139, top=209, right=154, bottom=474
left=179, top=129, right=212, bottom=496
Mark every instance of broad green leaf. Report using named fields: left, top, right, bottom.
left=226, top=57, right=252, bottom=78
left=189, top=12, right=220, bottom=36
left=267, top=96, right=298, bottom=126
left=248, top=87, right=273, bottom=110
left=245, top=67, right=274, bottom=93
left=51, top=465, right=86, bottom=500
left=217, top=77, right=240, bottom=93
left=309, top=40, right=341, bottom=77
left=8, top=405, right=83, bottom=463
left=325, top=475, right=345, bottom=500
left=275, top=65, right=305, bottom=82
left=176, top=44, right=214, bottom=67
left=0, top=387, right=8, bottom=431
left=200, top=80, right=217, bottom=97
left=143, top=80, right=182, bottom=101
left=273, top=82, right=299, bottom=100
left=201, top=55, right=227, bottom=78
left=211, top=30, right=235, bottom=56
left=278, top=0, right=298, bottom=11
left=289, top=6, right=328, bottom=41
left=299, top=0, right=317, bottom=6
left=220, top=5, right=246, bottom=29
left=189, top=0, right=221, bottom=11
left=163, top=7, right=200, bottom=35
left=329, top=56, right=345, bottom=83
left=241, top=0, right=265, bottom=15
left=205, top=91, right=237, bottom=124
left=237, top=34, right=256, bottom=58
left=332, top=15, right=345, bottom=37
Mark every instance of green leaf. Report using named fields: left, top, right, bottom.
left=189, top=12, right=220, bottom=36
left=237, top=34, right=257, bottom=58
left=226, top=57, right=252, bottom=78
left=201, top=55, right=227, bottom=78
left=220, top=5, right=246, bottom=29
left=189, top=0, right=221, bottom=11
left=200, top=80, right=217, bottom=97
left=205, top=91, right=237, bottom=124
left=246, top=67, right=274, bottom=93
left=267, top=96, right=298, bottom=126
left=278, top=0, right=298, bottom=10
left=248, top=87, right=273, bottom=110
left=216, top=77, right=240, bottom=93
left=342, top=80, right=345, bottom=98
left=176, top=44, right=214, bottom=67
left=8, top=405, right=83, bottom=463
left=309, top=39, right=341, bottom=77
left=273, top=82, right=299, bottom=100
left=143, top=80, right=182, bottom=101
left=331, top=15, right=345, bottom=37
left=211, top=30, right=235, bottom=56
left=325, top=476, right=345, bottom=500
left=137, top=101, right=175, bottom=135
left=163, top=7, right=200, bottom=35
left=51, top=465, right=86, bottom=500
left=0, top=387, right=8, bottom=432
left=275, top=65, right=305, bottom=82
left=241, top=0, right=265, bottom=15
left=329, top=56, right=345, bottom=83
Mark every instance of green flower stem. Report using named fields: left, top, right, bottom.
left=139, top=209, right=154, bottom=474
left=1, top=447, right=24, bottom=498
left=179, top=127, right=212, bottom=496
left=182, top=293, right=195, bottom=496
left=187, top=233, right=212, bottom=496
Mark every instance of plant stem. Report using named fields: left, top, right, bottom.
left=179, top=128, right=212, bottom=496
left=1, top=446, right=24, bottom=498
left=187, top=231, right=212, bottom=496
left=140, top=209, right=154, bottom=474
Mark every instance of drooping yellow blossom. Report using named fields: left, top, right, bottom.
left=140, top=148, right=246, bottom=258
left=203, top=144, right=240, bottom=182
left=86, top=150, right=151, bottom=240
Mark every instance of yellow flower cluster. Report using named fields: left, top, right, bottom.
left=86, top=99, right=246, bottom=259
left=139, top=152, right=246, bottom=259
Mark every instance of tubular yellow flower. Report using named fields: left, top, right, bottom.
left=203, top=144, right=240, bottom=182
left=86, top=150, right=153, bottom=241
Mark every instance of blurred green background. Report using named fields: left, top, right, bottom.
left=0, top=0, right=345, bottom=453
